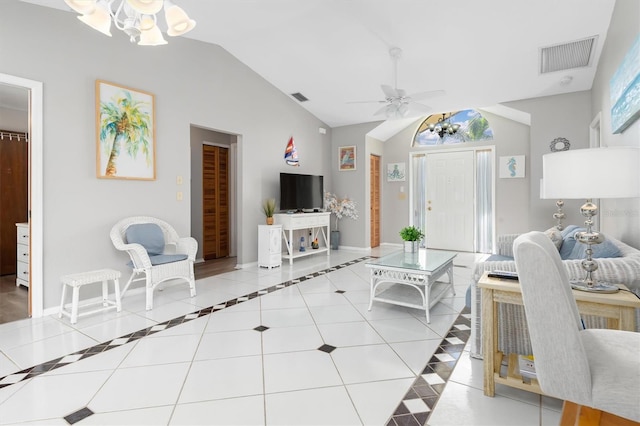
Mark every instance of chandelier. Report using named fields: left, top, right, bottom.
left=427, top=113, right=460, bottom=138
left=64, top=0, right=196, bottom=46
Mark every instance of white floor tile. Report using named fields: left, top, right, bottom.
left=0, top=371, right=112, bottom=424
left=263, top=350, right=342, bottom=393
left=308, top=304, right=365, bottom=324
left=170, top=395, right=265, bottom=425
left=331, top=344, right=415, bottom=384
left=119, top=334, right=202, bottom=367
left=178, top=356, right=263, bottom=403
left=44, top=342, right=136, bottom=376
left=89, top=363, right=191, bottom=412
left=4, top=331, right=99, bottom=370
left=368, top=317, right=441, bottom=343
left=265, top=386, right=362, bottom=425
left=347, top=378, right=416, bottom=425
left=80, top=405, right=174, bottom=425
left=194, top=329, right=262, bottom=360
left=205, top=309, right=262, bottom=333
left=262, top=325, right=324, bottom=354
left=317, top=321, right=384, bottom=347
left=260, top=307, right=315, bottom=328
left=390, top=339, right=441, bottom=375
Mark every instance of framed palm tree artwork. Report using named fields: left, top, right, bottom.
left=96, top=80, right=156, bottom=180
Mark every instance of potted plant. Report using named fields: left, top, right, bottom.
left=262, top=198, right=276, bottom=225
left=399, top=226, right=424, bottom=253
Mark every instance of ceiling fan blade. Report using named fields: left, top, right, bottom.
left=407, top=89, right=446, bottom=101
left=374, top=104, right=393, bottom=116
left=381, top=84, right=399, bottom=99
left=396, top=88, right=407, bottom=98
left=346, top=99, right=386, bottom=104
left=408, top=102, right=432, bottom=112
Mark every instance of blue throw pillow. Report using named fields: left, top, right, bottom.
left=559, top=225, right=582, bottom=260
left=125, top=223, right=165, bottom=255
left=565, top=236, right=622, bottom=260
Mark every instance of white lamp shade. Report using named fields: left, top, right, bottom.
left=138, top=24, right=168, bottom=46
left=64, top=0, right=96, bottom=14
left=542, top=147, right=640, bottom=199
left=126, top=0, right=163, bottom=14
left=78, top=1, right=112, bottom=36
left=164, top=0, right=196, bottom=36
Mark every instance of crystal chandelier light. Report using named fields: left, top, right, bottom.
left=64, top=0, right=196, bottom=46
left=428, top=113, right=460, bottom=138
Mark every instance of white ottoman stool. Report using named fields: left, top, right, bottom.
left=59, top=269, right=122, bottom=324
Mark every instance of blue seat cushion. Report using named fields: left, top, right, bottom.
left=559, top=225, right=582, bottom=260
left=125, top=223, right=165, bottom=255
left=127, top=254, right=188, bottom=268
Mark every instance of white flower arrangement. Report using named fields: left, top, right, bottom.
left=324, top=192, right=358, bottom=231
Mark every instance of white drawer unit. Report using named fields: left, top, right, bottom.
left=258, top=224, right=282, bottom=269
left=273, top=212, right=330, bottom=265
left=16, top=222, right=29, bottom=288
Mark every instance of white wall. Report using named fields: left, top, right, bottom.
left=590, top=0, right=640, bottom=247
left=0, top=1, right=331, bottom=311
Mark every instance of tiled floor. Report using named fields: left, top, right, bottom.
left=0, top=247, right=562, bottom=425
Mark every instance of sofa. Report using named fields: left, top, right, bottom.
left=470, top=225, right=640, bottom=359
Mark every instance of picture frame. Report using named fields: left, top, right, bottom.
left=338, top=145, right=356, bottom=171
left=96, top=80, right=156, bottom=180
left=610, top=35, right=640, bottom=134
left=499, top=155, right=525, bottom=178
left=387, top=162, right=406, bottom=181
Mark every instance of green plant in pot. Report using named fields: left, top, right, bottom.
left=399, top=226, right=424, bottom=253
left=262, top=198, right=276, bottom=225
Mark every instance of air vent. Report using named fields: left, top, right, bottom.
left=540, top=36, right=598, bottom=74
left=291, top=92, right=309, bottom=102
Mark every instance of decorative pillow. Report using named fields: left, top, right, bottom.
left=125, top=223, right=165, bottom=255
left=544, top=227, right=563, bottom=251
left=565, top=235, right=622, bottom=260
left=559, top=225, right=582, bottom=260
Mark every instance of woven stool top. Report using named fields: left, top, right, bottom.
left=61, top=269, right=121, bottom=286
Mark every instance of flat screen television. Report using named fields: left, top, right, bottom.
left=279, top=173, right=324, bottom=212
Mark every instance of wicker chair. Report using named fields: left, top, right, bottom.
left=110, top=216, right=197, bottom=310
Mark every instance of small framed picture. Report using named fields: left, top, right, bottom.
left=499, top=155, right=525, bottom=178
left=387, top=162, right=406, bottom=181
left=339, top=146, right=356, bottom=171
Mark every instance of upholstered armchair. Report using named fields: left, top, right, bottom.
left=110, top=216, right=197, bottom=310
left=514, top=232, right=640, bottom=424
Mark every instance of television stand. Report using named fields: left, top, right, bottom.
left=273, top=212, right=330, bottom=265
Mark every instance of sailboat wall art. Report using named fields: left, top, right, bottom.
left=284, top=136, right=299, bottom=166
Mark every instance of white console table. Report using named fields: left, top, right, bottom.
left=274, top=212, right=330, bottom=265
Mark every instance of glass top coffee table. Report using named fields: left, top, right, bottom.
left=365, top=249, right=457, bottom=323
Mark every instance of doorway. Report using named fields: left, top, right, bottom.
left=411, top=147, right=494, bottom=253
left=0, top=73, right=44, bottom=321
left=202, top=144, right=230, bottom=259
left=370, top=154, right=380, bottom=247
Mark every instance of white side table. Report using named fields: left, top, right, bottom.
left=59, top=269, right=122, bottom=324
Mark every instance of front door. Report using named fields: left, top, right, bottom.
left=426, top=150, right=475, bottom=251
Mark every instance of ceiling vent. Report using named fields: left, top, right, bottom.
left=291, top=92, right=309, bottom=102
left=540, top=36, right=598, bottom=74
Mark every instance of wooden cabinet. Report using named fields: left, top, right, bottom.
left=16, top=222, right=29, bottom=288
left=258, top=225, right=282, bottom=269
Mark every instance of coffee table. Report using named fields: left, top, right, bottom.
left=366, top=249, right=457, bottom=323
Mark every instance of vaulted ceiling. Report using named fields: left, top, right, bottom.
left=14, top=0, right=617, bottom=139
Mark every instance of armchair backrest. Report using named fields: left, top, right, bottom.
left=513, top=231, right=592, bottom=403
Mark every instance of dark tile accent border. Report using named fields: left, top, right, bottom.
left=64, top=407, right=94, bottom=424
left=386, top=306, right=471, bottom=426
left=0, top=256, right=372, bottom=389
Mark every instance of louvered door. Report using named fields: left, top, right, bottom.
left=203, top=145, right=229, bottom=259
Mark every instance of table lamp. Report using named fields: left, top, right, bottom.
left=541, top=146, right=640, bottom=292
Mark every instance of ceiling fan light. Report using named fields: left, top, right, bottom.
left=165, top=0, right=196, bottom=36
left=138, top=24, right=167, bottom=45
left=398, top=103, right=409, bottom=117
left=138, top=14, right=156, bottom=31
left=78, top=0, right=112, bottom=36
left=126, top=0, right=163, bottom=15
left=64, top=0, right=97, bottom=14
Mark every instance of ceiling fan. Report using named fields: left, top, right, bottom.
left=350, top=47, right=445, bottom=119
